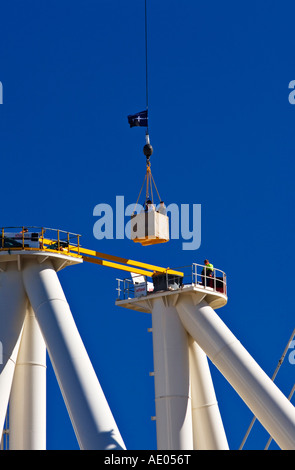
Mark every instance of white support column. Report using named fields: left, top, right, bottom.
left=22, top=259, right=125, bottom=450
left=0, top=263, right=27, bottom=438
left=188, top=336, right=228, bottom=449
left=176, top=298, right=295, bottom=450
left=9, top=305, right=47, bottom=450
left=151, top=298, right=193, bottom=450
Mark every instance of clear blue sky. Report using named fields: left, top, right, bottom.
left=0, top=0, right=295, bottom=450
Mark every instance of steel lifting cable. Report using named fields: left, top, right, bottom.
left=131, top=0, right=150, bottom=216
left=150, top=171, right=161, bottom=201
left=149, top=168, right=154, bottom=203
left=132, top=173, right=147, bottom=215
left=132, top=1, right=163, bottom=213
left=146, top=161, right=161, bottom=205
left=146, top=164, right=150, bottom=201
left=132, top=161, right=161, bottom=214
left=145, top=0, right=162, bottom=204
left=145, top=0, right=149, bottom=129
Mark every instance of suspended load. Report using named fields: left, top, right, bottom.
left=131, top=134, right=169, bottom=246
left=127, top=0, right=169, bottom=246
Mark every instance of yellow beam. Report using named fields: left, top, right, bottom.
left=82, top=256, right=153, bottom=277
left=41, top=238, right=183, bottom=277
left=73, top=247, right=183, bottom=277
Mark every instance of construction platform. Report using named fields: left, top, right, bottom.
left=116, top=263, right=228, bottom=313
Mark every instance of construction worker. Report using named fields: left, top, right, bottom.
left=201, top=259, right=214, bottom=286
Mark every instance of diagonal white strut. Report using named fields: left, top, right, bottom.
left=176, top=298, right=295, bottom=450
left=22, top=259, right=126, bottom=450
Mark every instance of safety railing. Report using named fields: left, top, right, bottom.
left=116, top=278, right=134, bottom=300
left=0, top=226, right=81, bottom=256
left=116, top=263, right=227, bottom=300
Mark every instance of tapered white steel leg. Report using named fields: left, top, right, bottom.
left=176, top=299, right=295, bottom=450
left=22, top=259, right=125, bottom=450
left=188, top=336, right=228, bottom=449
left=0, top=263, right=27, bottom=438
left=151, top=298, right=193, bottom=450
left=9, top=305, right=46, bottom=449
